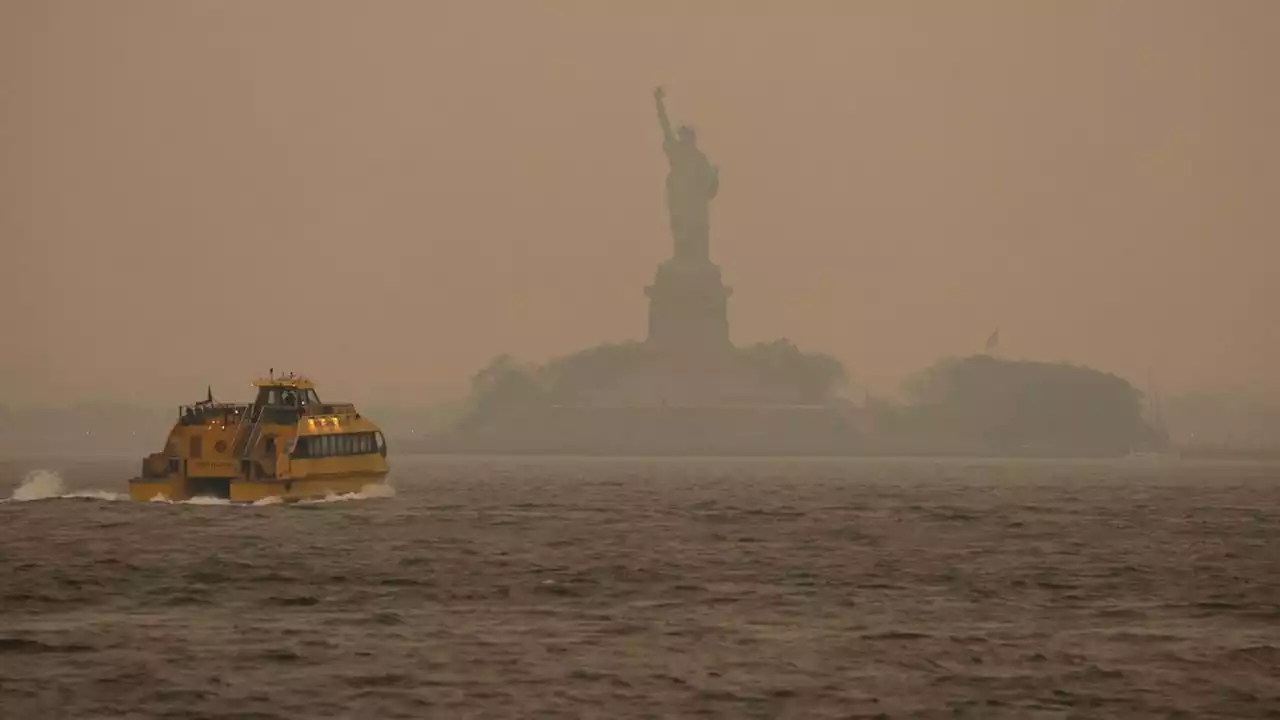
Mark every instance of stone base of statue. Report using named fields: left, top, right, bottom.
left=644, top=257, right=733, bottom=357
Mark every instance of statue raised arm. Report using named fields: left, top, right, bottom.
left=654, top=86, right=675, bottom=148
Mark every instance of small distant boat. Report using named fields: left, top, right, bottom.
left=129, top=373, right=389, bottom=502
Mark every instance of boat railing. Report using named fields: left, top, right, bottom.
left=178, top=402, right=252, bottom=427
left=234, top=413, right=264, bottom=458
left=319, top=403, right=357, bottom=415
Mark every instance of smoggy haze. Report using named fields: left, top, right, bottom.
left=1, top=1, right=1277, bottom=408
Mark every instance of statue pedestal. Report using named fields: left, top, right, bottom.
left=644, top=258, right=733, bottom=357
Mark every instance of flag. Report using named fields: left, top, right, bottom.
left=985, top=329, right=1000, bottom=353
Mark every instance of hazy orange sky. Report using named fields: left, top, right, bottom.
left=2, top=1, right=1277, bottom=408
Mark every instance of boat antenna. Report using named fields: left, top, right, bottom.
left=269, top=367, right=274, bottom=380
left=206, top=385, right=213, bottom=403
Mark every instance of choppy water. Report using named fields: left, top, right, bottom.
left=1, top=455, right=1277, bottom=718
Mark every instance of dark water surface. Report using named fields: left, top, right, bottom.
left=1, top=455, right=1278, bottom=718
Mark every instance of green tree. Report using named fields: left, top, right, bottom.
left=903, top=355, right=1158, bottom=455
left=469, top=354, right=543, bottom=415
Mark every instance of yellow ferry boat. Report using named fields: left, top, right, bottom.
left=129, top=372, right=389, bottom=503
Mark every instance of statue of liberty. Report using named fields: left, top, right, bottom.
left=654, top=86, right=719, bottom=264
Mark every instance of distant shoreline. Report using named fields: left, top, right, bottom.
left=3, top=449, right=1278, bottom=468
left=388, top=444, right=1279, bottom=464
left=2, top=436, right=1276, bottom=465
left=386, top=451, right=1280, bottom=464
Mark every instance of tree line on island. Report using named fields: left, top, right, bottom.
left=435, top=343, right=1165, bottom=457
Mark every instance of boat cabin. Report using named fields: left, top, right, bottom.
left=249, top=375, right=357, bottom=425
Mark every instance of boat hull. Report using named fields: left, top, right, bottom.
left=129, top=472, right=389, bottom=503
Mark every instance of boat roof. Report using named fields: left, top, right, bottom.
left=253, top=374, right=316, bottom=390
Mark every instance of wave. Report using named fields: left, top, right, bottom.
left=297, top=483, right=398, bottom=504
left=148, top=483, right=397, bottom=506
left=147, top=494, right=234, bottom=506
left=1, top=470, right=126, bottom=503
left=4, top=470, right=396, bottom=507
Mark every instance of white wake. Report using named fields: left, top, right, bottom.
left=148, top=484, right=396, bottom=506
left=3, top=470, right=395, bottom=507
left=1, top=469, right=126, bottom=503
left=297, top=483, right=398, bottom=504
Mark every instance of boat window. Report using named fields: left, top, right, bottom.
left=251, top=388, right=274, bottom=418
left=290, top=433, right=386, bottom=459
left=375, top=432, right=386, bottom=457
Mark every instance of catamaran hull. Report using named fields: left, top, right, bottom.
left=128, top=472, right=390, bottom=503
